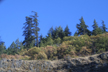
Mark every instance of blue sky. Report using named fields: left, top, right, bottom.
left=0, top=0, right=108, bottom=48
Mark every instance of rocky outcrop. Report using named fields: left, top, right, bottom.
left=1, top=52, right=108, bottom=72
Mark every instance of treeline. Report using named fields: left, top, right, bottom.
left=0, top=11, right=107, bottom=56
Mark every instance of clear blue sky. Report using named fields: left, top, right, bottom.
left=0, top=0, right=108, bottom=48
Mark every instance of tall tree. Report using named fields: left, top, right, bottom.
left=15, top=38, right=24, bottom=52
left=48, top=27, right=54, bottom=39
left=39, top=34, right=44, bottom=47
left=74, top=31, right=78, bottom=36
left=22, top=16, right=35, bottom=50
left=92, top=19, right=98, bottom=30
left=6, top=39, right=24, bottom=55
left=57, top=26, right=64, bottom=39
left=64, top=25, right=71, bottom=36
left=15, top=38, right=21, bottom=49
left=31, top=11, right=40, bottom=47
left=101, top=20, right=107, bottom=33
left=92, top=19, right=102, bottom=35
left=47, top=33, right=53, bottom=45
left=54, top=26, right=59, bottom=39
left=7, top=41, right=16, bottom=55
left=76, top=17, right=89, bottom=35
left=0, top=41, right=6, bottom=55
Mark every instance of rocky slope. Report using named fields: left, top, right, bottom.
left=1, top=52, right=108, bottom=72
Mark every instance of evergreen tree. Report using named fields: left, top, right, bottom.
left=54, top=37, right=61, bottom=45
left=40, top=37, right=47, bottom=47
left=39, top=34, right=43, bottom=47
left=15, top=39, right=21, bottom=49
left=64, top=25, right=71, bottom=36
left=15, top=38, right=24, bottom=52
left=92, top=19, right=98, bottom=30
left=32, top=11, right=40, bottom=47
left=57, top=26, right=64, bottom=39
left=48, top=27, right=54, bottom=39
left=22, top=16, right=35, bottom=50
left=92, top=19, right=102, bottom=35
left=0, top=41, right=6, bottom=55
left=54, top=26, right=59, bottom=39
left=86, top=29, right=91, bottom=36
left=101, top=20, right=107, bottom=33
left=7, top=41, right=16, bottom=55
left=47, top=33, right=53, bottom=45
left=76, top=17, right=89, bottom=35
left=39, top=35, right=44, bottom=47
left=74, top=31, right=78, bottom=36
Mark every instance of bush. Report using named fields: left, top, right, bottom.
left=20, top=55, right=30, bottom=60
left=97, top=48, right=105, bottom=53
left=80, top=46, right=92, bottom=56
left=37, top=51, right=47, bottom=60
left=25, top=47, right=41, bottom=56
left=44, top=46, right=57, bottom=59
left=18, top=48, right=28, bottom=55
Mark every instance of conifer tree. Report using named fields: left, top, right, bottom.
left=76, top=17, right=89, bottom=35
left=32, top=11, right=40, bottom=47
left=92, top=19, right=102, bottom=35
left=92, top=19, right=98, bottom=30
left=64, top=25, right=71, bottom=36
left=0, top=41, right=6, bottom=55
left=74, top=31, right=78, bottom=36
left=101, top=20, right=107, bottom=33
left=48, top=27, right=55, bottom=39
left=22, top=16, right=35, bottom=50
left=15, top=39, right=21, bottom=54
left=57, top=26, right=64, bottom=39
left=54, top=27, right=59, bottom=39
left=7, top=41, right=16, bottom=55
left=47, top=33, right=53, bottom=45
left=39, top=34, right=46, bottom=47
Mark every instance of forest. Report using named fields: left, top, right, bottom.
left=0, top=11, right=108, bottom=60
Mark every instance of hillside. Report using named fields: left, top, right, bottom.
left=0, top=51, right=108, bottom=72
left=0, top=33, right=108, bottom=72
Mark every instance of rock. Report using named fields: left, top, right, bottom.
left=1, top=52, right=108, bottom=72
left=99, top=53, right=108, bottom=60
left=89, top=57, right=94, bottom=61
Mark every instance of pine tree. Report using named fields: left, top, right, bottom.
left=15, top=39, right=24, bottom=51
left=76, top=17, right=89, bottom=35
left=86, top=29, right=91, bottom=36
left=7, top=41, right=16, bottom=55
left=0, top=41, right=6, bottom=55
left=74, top=31, right=78, bottom=36
left=15, top=39, right=21, bottom=54
left=47, top=33, right=53, bottom=45
left=57, top=26, right=64, bottom=39
left=101, top=20, right=107, bottom=33
left=54, top=26, right=59, bottom=39
left=92, top=19, right=102, bottom=35
left=48, top=27, right=55, bottom=39
left=39, top=34, right=44, bottom=47
left=92, top=19, right=98, bottom=30
left=22, top=16, right=34, bottom=50
left=31, top=11, right=40, bottom=47
left=64, top=25, right=71, bottom=36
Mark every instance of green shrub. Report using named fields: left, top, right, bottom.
left=37, top=51, right=47, bottom=60
left=26, top=47, right=41, bottom=56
